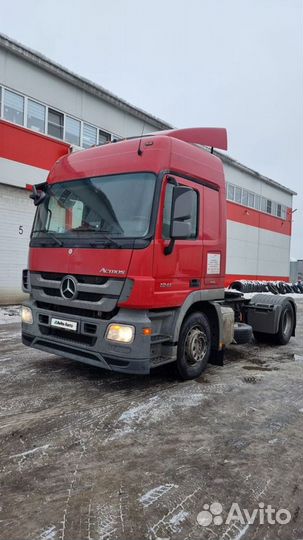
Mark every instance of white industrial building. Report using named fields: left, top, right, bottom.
left=0, top=33, right=296, bottom=303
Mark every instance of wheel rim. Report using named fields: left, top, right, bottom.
left=282, top=309, right=292, bottom=336
left=184, top=326, right=208, bottom=366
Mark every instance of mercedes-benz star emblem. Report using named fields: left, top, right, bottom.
left=60, top=275, right=78, bottom=300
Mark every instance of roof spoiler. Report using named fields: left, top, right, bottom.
left=153, top=127, right=228, bottom=151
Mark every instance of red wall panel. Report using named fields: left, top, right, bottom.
left=227, top=201, right=292, bottom=236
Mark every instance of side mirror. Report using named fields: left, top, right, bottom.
left=164, top=185, right=196, bottom=255
left=170, top=186, right=196, bottom=239
left=29, top=183, right=47, bottom=206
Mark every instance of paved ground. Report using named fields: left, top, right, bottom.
left=1, top=301, right=303, bottom=540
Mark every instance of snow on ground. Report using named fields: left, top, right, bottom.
left=242, top=292, right=303, bottom=300
left=0, top=305, right=21, bottom=325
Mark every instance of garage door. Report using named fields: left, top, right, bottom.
left=0, top=184, right=35, bottom=304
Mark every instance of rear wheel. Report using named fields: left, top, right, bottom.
left=177, top=312, right=211, bottom=380
left=275, top=303, right=294, bottom=345
left=254, top=302, right=294, bottom=345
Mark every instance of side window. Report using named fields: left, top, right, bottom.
left=203, top=187, right=220, bottom=240
left=162, top=183, right=174, bottom=239
left=188, top=190, right=198, bottom=238
left=162, top=181, right=198, bottom=239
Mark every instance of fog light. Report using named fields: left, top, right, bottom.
left=106, top=324, right=135, bottom=343
left=21, top=306, right=33, bottom=324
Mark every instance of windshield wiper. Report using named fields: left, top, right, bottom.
left=89, top=232, right=122, bottom=249
left=32, top=230, right=63, bottom=247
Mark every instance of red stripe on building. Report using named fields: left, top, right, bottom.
left=0, top=119, right=70, bottom=170
left=225, top=274, right=290, bottom=287
left=227, top=201, right=292, bottom=236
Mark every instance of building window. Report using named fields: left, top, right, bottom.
left=65, top=116, right=81, bottom=146
left=266, top=199, right=272, bottom=214
left=4, top=89, right=24, bottom=125
left=235, top=186, right=242, bottom=203
left=0, top=87, right=2, bottom=116
left=83, top=123, right=97, bottom=148
left=227, top=184, right=235, bottom=201
left=48, top=108, right=64, bottom=139
left=260, top=197, right=267, bottom=212
left=234, top=186, right=242, bottom=203
left=248, top=192, right=255, bottom=208
left=242, top=189, right=248, bottom=206
left=226, top=182, right=287, bottom=221
left=253, top=195, right=260, bottom=210
left=98, top=129, right=111, bottom=145
left=254, top=194, right=260, bottom=210
left=281, top=206, right=287, bottom=220
left=27, top=99, right=46, bottom=133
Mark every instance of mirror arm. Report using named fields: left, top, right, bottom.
left=164, top=238, right=175, bottom=256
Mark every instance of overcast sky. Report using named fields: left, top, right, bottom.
left=1, top=0, right=302, bottom=258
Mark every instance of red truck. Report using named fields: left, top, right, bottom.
left=21, top=128, right=296, bottom=379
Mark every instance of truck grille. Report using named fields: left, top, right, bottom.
left=43, top=288, right=103, bottom=302
left=30, top=271, right=126, bottom=314
left=36, top=301, right=118, bottom=320
left=40, top=272, right=107, bottom=285
left=39, top=325, right=97, bottom=346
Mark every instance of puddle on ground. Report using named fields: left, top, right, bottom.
left=246, top=357, right=267, bottom=365
left=294, top=354, right=303, bottom=362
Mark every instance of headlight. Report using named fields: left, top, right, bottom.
left=21, top=306, right=33, bottom=324
left=106, top=324, right=135, bottom=343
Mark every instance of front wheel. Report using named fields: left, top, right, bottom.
left=177, top=312, right=211, bottom=380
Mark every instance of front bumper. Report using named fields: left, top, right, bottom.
left=21, top=301, right=153, bottom=374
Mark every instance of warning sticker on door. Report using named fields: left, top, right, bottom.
left=207, top=253, right=221, bottom=275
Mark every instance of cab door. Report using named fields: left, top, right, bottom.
left=152, top=175, right=203, bottom=308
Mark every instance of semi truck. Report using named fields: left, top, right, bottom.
left=21, top=128, right=296, bottom=380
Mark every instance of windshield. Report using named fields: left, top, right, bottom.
left=32, top=173, right=156, bottom=242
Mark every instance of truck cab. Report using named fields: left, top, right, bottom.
left=21, top=128, right=296, bottom=379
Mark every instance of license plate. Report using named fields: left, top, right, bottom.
left=51, top=318, right=78, bottom=332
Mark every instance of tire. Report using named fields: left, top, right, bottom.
left=233, top=322, right=253, bottom=344
left=274, top=303, right=294, bottom=345
left=268, top=283, right=279, bottom=295
left=254, top=302, right=295, bottom=345
left=176, top=312, right=211, bottom=380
